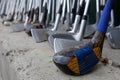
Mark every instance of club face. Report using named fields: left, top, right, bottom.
left=30, top=23, right=54, bottom=44
left=12, top=23, right=25, bottom=32
left=54, top=38, right=85, bottom=53
left=48, top=33, right=75, bottom=47
left=31, top=28, right=48, bottom=43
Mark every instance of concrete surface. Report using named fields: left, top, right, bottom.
left=0, top=23, right=120, bottom=80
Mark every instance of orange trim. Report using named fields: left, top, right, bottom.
left=67, top=57, right=80, bottom=74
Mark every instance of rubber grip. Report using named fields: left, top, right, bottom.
left=97, top=0, right=114, bottom=33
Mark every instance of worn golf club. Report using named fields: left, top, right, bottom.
left=31, top=0, right=65, bottom=42
left=48, top=0, right=85, bottom=48
left=53, top=0, right=113, bottom=75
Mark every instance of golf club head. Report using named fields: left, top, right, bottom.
left=48, top=33, right=75, bottom=48
left=106, top=28, right=120, bottom=49
left=53, top=46, right=99, bottom=75
left=11, top=23, right=25, bottom=32
left=31, top=28, right=48, bottom=43
left=53, top=0, right=113, bottom=75
left=54, top=38, right=85, bottom=53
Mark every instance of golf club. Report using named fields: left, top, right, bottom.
left=53, top=0, right=113, bottom=75
left=48, top=0, right=85, bottom=48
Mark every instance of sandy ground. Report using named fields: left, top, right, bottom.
left=0, top=23, right=120, bottom=80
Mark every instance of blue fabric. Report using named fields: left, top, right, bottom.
left=97, top=0, right=114, bottom=33
left=75, top=46, right=99, bottom=74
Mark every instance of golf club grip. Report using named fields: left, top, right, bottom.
left=97, top=0, right=113, bottom=33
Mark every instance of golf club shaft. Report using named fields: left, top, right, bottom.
left=61, top=0, right=67, bottom=24
left=66, top=0, right=72, bottom=27
left=40, top=0, right=48, bottom=26
left=46, top=0, right=52, bottom=26
left=51, top=0, right=63, bottom=31
left=96, top=0, right=100, bottom=24
left=70, top=0, right=84, bottom=33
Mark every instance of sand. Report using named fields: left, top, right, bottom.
left=0, top=23, right=120, bottom=80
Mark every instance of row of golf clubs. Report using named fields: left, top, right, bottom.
left=0, top=0, right=105, bottom=27
left=0, top=0, right=118, bottom=80
left=29, top=0, right=108, bottom=53
left=0, top=0, right=79, bottom=24
left=30, top=0, right=101, bottom=53
left=0, top=0, right=105, bottom=51
left=0, top=0, right=119, bottom=53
